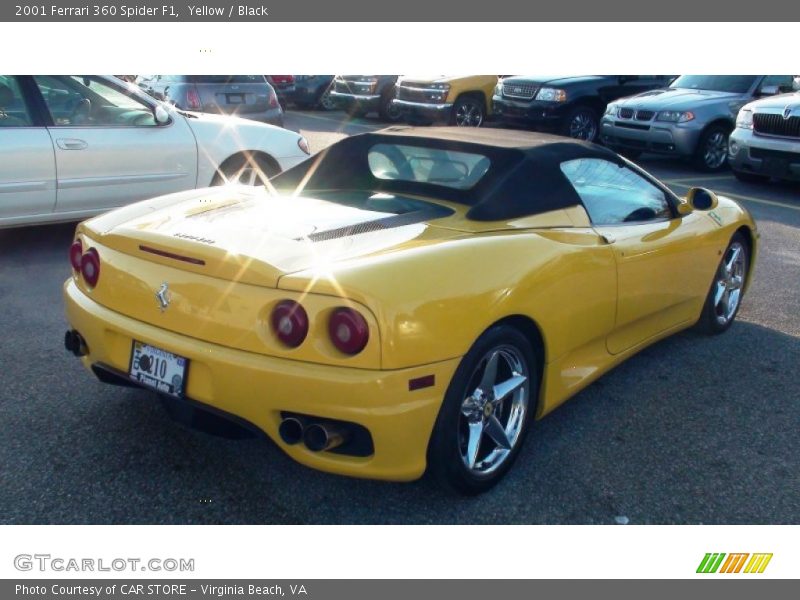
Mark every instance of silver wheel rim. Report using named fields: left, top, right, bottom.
left=455, top=101, right=483, bottom=127
left=320, top=88, right=336, bottom=110
left=569, top=112, right=597, bottom=141
left=713, top=241, right=746, bottom=325
left=704, top=131, right=729, bottom=169
left=459, top=346, right=529, bottom=475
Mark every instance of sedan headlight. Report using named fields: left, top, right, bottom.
left=656, top=110, right=695, bottom=123
left=605, top=104, right=618, bottom=116
left=427, top=82, right=450, bottom=91
left=494, top=82, right=503, bottom=96
left=535, top=87, right=567, bottom=102
left=736, top=109, right=754, bottom=130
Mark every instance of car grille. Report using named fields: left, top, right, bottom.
left=753, top=112, right=800, bottom=138
left=396, top=86, right=435, bottom=103
left=502, top=83, right=539, bottom=100
left=749, top=147, right=800, bottom=164
left=618, top=108, right=654, bottom=121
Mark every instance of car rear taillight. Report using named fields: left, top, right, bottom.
left=268, top=87, right=279, bottom=109
left=329, top=308, right=369, bottom=355
left=80, top=248, right=100, bottom=287
left=69, top=240, right=83, bottom=271
left=186, top=87, right=202, bottom=110
left=271, top=300, right=309, bottom=348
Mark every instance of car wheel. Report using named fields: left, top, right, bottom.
left=428, top=325, right=537, bottom=494
left=379, top=90, right=402, bottom=122
left=562, top=106, right=599, bottom=142
left=695, top=232, right=749, bottom=334
left=732, top=169, right=769, bottom=184
left=693, top=125, right=731, bottom=171
left=211, top=154, right=279, bottom=187
left=451, top=95, right=485, bottom=127
left=318, top=86, right=337, bottom=111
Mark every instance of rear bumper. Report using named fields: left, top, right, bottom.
left=63, top=279, right=458, bottom=482
left=392, top=99, right=453, bottom=124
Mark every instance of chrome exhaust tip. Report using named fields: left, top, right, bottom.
left=303, top=422, right=349, bottom=452
left=278, top=416, right=305, bottom=445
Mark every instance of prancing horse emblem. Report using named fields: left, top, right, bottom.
left=156, top=282, right=171, bottom=312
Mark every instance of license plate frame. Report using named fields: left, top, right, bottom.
left=128, top=340, right=188, bottom=399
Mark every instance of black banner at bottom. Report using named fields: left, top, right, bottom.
left=3, top=580, right=797, bottom=600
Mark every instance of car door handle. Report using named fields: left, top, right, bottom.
left=56, top=139, right=88, bottom=150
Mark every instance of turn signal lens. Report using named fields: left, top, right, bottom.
left=329, top=308, right=369, bottom=355
left=69, top=240, right=83, bottom=271
left=80, top=248, right=100, bottom=287
left=271, top=300, right=309, bottom=348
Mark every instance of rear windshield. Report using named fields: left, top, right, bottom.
left=670, top=75, right=757, bottom=94
left=188, top=75, right=266, bottom=84
left=368, top=143, right=491, bottom=190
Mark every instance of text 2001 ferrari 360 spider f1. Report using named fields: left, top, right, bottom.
left=64, top=127, right=757, bottom=494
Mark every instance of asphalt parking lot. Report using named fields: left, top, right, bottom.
left=1, top=109, right=798, bottom=524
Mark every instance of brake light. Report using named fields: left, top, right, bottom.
left=271, top=300, right=309, bottom=348
left=328, top=308, right=369, bottom=355
left=80, top=248, right=100, bottom=287
left=186, top=87, right=202, bottom=110
left=69, top=240, right=83, bottom=271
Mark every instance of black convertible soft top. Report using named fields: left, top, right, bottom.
left=272, top=126, right=625, bottom=221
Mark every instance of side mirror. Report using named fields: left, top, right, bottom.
left=678, top=187, right=719, bottom=215
left=758, top=85, right=780, bottom=96
left=153, top=104, right=170, bottom=125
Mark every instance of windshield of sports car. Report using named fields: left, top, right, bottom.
left=368, top=143, right=492, bottom=190
left=669, top=75, right=757, bottom=93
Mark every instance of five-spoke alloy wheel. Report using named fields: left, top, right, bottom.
left=428, top=325, right=537, bottom=494
left=697, top=232, right=749, bottom=334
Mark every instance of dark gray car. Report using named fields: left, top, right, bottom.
left=136, top=75, right=284, bottom=127
left=601, top=75, right=795, bottom=171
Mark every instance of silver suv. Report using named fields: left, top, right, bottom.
left=601, top=75, right=795, bottom=171
left=729, top=92, right=800, bottom=183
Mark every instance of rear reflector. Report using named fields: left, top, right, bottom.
left=408, top=375, right=435, bottom=391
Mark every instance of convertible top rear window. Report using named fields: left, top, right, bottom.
left=368, top=143, right=491, bottom=190
left=272, top=128, right=626, bottom=222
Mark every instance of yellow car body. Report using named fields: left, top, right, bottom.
left=63, top=128, right=757, bottom=488
left=394, top=75, right=499, bottom=126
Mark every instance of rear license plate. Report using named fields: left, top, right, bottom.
left=129, top=341, right=188, bottom=398
left=227, top=94, right=244, bottom=104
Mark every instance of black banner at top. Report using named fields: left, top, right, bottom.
left=3, top=0, right=800, bottom=21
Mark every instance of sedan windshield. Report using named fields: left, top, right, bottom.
left=670, top=75, right=757, bottom=94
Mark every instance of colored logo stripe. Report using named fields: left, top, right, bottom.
left=697, top=553, right=773, bottom=574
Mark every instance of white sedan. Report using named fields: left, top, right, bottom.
left=0, top=75, right=311, bottom=228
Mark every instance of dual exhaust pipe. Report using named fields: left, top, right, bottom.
left=278, top=415, right=350, bottom=452
left=64, top=329, right=88, bottom=357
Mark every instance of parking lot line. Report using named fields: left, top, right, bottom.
left=292, top=111, right=383, bottom=131
left=664, top=180, right=800, bottom=212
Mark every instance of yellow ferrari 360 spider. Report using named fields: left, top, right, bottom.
left=64, top=127, right=757, bottom=493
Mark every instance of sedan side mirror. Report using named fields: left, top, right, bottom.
left=153, top=104, right=170, bottom=125
left=678, top=187, right=719, bottom=215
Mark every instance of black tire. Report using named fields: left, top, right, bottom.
left=427, top=324, right=538, bottom=495
left=211, top=153, right=279, bottom=187
left=732, top=169, right=769, bottom=184
left=317, top=86, right=337, bottom=111
left=561, top=105, right=599, bottom=142
left=450, top=94, right=486, bottom=127
left=695, top=232, right=749, bottom=335
left=379, top=89, right=402, bottom=122
left=693, top=124, right=732, bottom=172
